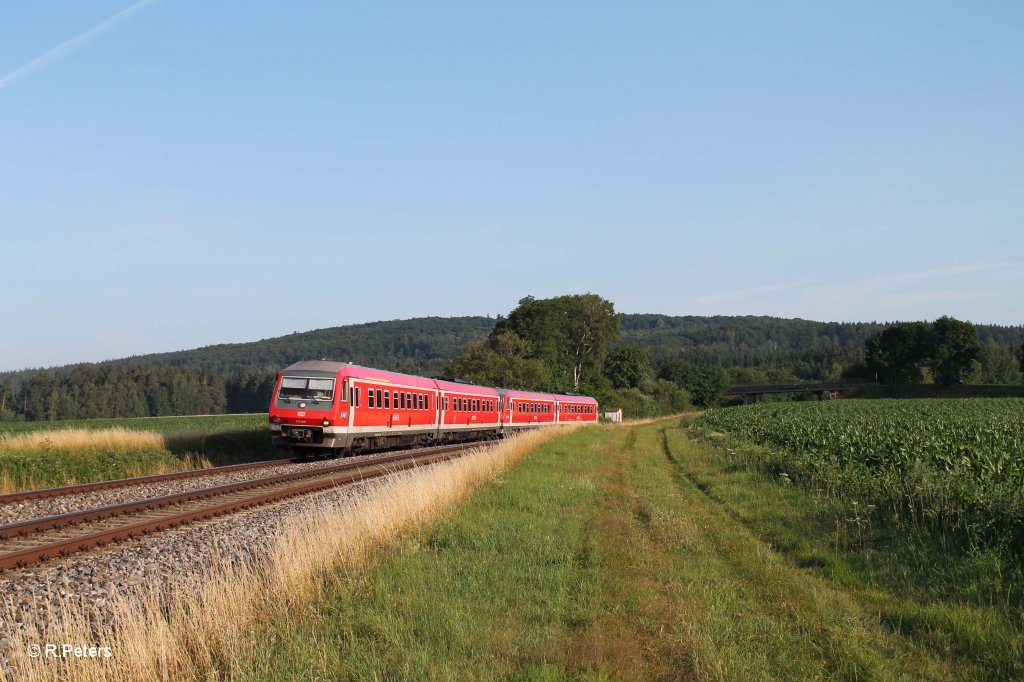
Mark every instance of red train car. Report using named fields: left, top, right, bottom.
left=436, top=378, right=502, bottom=439
left=501, top=389, right=557, bottom=429
left=269, top=360, right=598, bottom=456
left=554, top=394, right=600, bottom=423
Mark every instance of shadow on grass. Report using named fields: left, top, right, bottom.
left=164, top=428, right=282, bottom=467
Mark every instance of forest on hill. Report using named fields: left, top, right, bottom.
left=2, top=307, right=1022, bottom=421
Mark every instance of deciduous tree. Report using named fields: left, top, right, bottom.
left=603, top=345, right=653, bottom=389
left=930, top=316, right=980, bottom=385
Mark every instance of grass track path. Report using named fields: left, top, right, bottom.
left=239, top=422, right=964, bottom=680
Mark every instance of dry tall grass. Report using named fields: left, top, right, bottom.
left=0, top=428, right=165, bottom=454
left=1, top=427, right=571, bottom=681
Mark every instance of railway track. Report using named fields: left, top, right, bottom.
left=0, top=442, right=476, bottom=571
left=0, top=457, right=295, bottom=505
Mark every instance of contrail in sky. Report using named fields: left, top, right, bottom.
left=0, top=0, right=156, bottom=92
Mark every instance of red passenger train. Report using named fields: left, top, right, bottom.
left=268, top=361, right=598, bottom=456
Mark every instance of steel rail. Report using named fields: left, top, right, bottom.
left=0, top=458, right=296, bottom=505
left=0, top=443, right=477, bottom=570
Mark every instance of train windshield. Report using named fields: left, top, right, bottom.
left=278, top=377, right=335, bottom=403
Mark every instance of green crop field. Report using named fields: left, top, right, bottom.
left=695, top=398, right=1024, bottom=550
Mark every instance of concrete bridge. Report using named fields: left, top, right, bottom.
left=726, top=383, right=867, bottom=404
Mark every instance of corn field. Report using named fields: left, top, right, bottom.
left=697, top=399, right=1024, bottom=548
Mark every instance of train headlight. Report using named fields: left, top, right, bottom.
left=322, top=419, right=331, bottom=426
left=271, top=416, right=281, bottom=424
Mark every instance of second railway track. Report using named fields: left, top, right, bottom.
left=0, top=457, right=296, bottom=505
left=0, top=442, right=477, bottom=571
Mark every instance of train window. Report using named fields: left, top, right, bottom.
left=375, top=389, right=382, bottom=408
left=419, top=394, right=425, bottom=410
left=384, top=391, right=390, bottom=409
left=473, top=399, right=478, bottom=411
left=368, top=390, right=376, bottom=409
left=407, top=393, right=412, bottom=410
left=354, top=387, right=360, bottom=408
left=444, top=396, right=449, bottom=411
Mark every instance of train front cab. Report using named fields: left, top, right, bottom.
left=269, top=361, right=351, bottom=456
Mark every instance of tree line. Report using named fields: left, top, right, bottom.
left=2, top=302, right=1021, bottom=421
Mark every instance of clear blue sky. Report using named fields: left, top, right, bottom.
left=1, top=1, right=1021, bottom=371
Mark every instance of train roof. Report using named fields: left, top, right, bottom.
left=280, top=361, right=596, bottom=403
left=282, top=360, right=349, bottom=374
left=282, top=361, right=438, bottom=389
left=434, top=379, right=500, bottom=396
left=501, top=389, right=557, bottom=401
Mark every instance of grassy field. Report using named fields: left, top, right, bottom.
left=220, top=419, right=1021, bottom=679
left=0, top=413, right=265, bottom=435
left=6, top=419, right=1020, bottom=679
left=0, top=414, right=275, bottom=493
left=5, top=429, right=563, bottom=682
